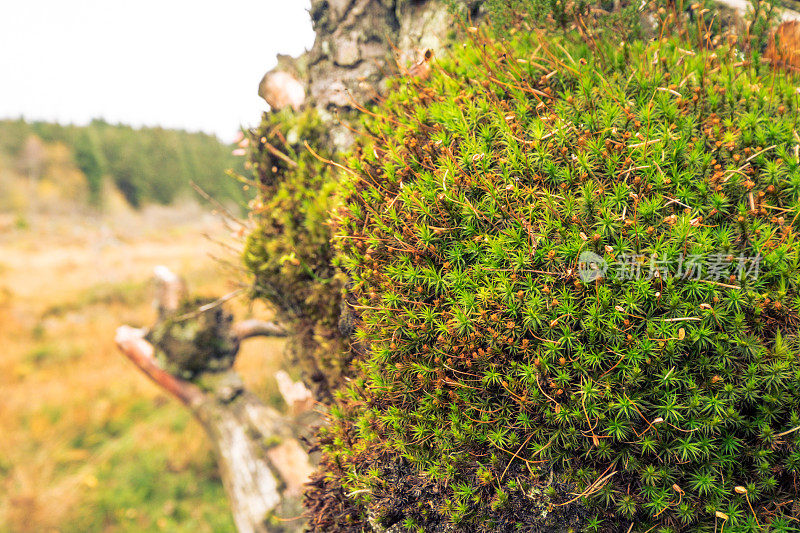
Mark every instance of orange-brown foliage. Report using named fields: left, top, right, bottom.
left=766, top=20, right=800, bottom=70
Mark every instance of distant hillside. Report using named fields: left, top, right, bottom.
left=0, top=118, right=247, bottom=211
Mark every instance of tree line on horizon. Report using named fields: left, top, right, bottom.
left=0, top=117, right=247, bottom=209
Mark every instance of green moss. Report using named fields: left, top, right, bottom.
left=243, top=109, right=341, bottom=320
left=320, top=20, right=800, bottom=533
left=146, top=297, right=238, bottom=378
left=242, top=108, right=352, bottom=399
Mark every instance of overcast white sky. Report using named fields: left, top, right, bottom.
left=0, top=1, right=315, bottom=142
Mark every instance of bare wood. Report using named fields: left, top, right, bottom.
left=194, top=391, right=284, bottom=533
left=116, top=324, right=312, bottom=532
left=115, top=326, right=204, bottom=407
left=116, top=267, right=315, bottom=533
left=153, top=265, right=187, bottom=314
left=233, top=319, right=288, bottom=340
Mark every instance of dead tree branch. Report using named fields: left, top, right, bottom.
left=233, top=319, right=288, bottom=340
left=115, top=267, right=317, bottom=533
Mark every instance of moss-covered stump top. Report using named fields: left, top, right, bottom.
left=242, top=109, right=353, bottom=399
left=147, top=298, right=238, bottom=379
left=322, top=28, right=800, bottom=533
left=243, top=109, right=342, bottom=325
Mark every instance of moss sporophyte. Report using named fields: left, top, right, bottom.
left=247, top=16, right=800, bottom=533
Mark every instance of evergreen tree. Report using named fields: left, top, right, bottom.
left=72, top=129, right=105, bottom=207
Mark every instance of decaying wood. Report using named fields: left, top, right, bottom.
left=116, top=267, right=317, bottom=533
left=234, top=319, right=288, bottom=340
left=116, top=326, right=204, bottom=407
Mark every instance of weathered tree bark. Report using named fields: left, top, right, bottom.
left=116, top=268, right=317, bottom=533
left=260, top=0, right=482, bottom=151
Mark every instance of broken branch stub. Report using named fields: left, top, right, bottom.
left=115, top=266, right=315, bottom=533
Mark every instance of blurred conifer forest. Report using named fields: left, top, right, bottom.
left=0, top=118, right=247, bottom=214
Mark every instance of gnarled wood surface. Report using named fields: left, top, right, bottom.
left=116, top=268, right=316, bottom=533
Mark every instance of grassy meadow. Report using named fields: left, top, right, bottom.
left=0, top=203, right=287, bottom=532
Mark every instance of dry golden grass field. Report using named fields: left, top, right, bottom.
left=0, top=204, right=286, bottom=532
